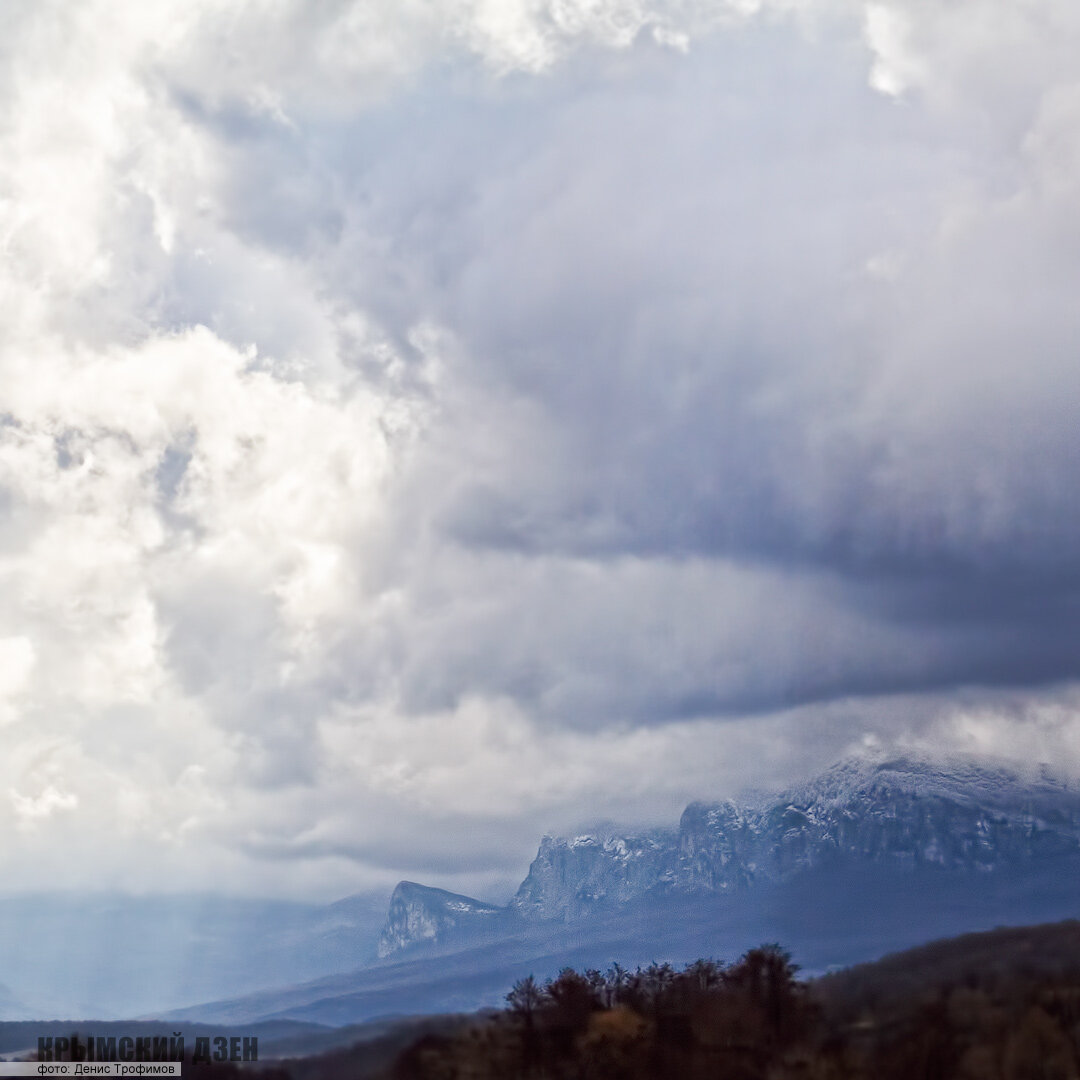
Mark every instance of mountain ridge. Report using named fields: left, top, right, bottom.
left=158, top=750, right=1080, bottom=1026
left=376, top=750, right=1080, bottom=954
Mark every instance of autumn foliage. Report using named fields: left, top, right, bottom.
left=392, top=945, right=812, bottom=1079
left=390, top=926, right=1080, bottom=1080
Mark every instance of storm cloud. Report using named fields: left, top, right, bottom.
left=2, top=0, right=1080, bottom=900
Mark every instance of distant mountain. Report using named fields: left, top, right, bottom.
left=377, top=883, right=504, bottom=958
left=378, top=752, right=1080, bottom=955
left=510, top=829, right=681, bottom=921
left=166, top=853, right=1080, bottom=1026
left=68, top=751, right=1080, bottom=1025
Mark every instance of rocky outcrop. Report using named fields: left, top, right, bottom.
left=509, top=830, right=679, bottom=922
left=377, top=881, right=504, bottom=958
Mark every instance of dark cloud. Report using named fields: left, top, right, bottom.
left=198, top=24, right=1079, bottom=720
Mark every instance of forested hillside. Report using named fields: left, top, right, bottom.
left=383, top=922, right=1080, bottom=1079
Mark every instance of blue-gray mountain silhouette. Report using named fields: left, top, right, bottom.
left=378, top=752, right=1080, bottom=955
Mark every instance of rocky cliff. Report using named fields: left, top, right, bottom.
left=377, top=881, right=505, bottom=959
left=377, top=753, right=1080, bottom=955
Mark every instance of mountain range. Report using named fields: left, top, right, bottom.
left=375, top=752, right=1080, bottom=957
left=160, top=750, right=1080, bottom=1025
left=2, top=751, right=1077, bottom=1023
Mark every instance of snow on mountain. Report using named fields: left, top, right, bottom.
left=376, top=881, right=504, bottom=959
left=680, top=752, right=1080, bottom=892
left=779, top=751, right=1080, bottom=813
left=377, top=752, right=1080, bottom=956
left=510, top=829, right=679, bottom=922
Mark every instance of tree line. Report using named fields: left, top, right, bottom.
left=392, top=945, right=814, bottom=1079
left=389, top=935, right=1080, bottom=1079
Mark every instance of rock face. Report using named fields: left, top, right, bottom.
left=509, top=830, right=680, bottom=921
left=679, top=755, right=1080, bottom=890
left=377, top=753, right=1080, bottom=956
left=677, top=800, right=759, bottom=893
left=377, top=881, right=504, bottom=959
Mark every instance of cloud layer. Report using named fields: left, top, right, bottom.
left=2, top=0, right=1080, bottom=899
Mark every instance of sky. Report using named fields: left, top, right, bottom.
left=2, top=0, right=1080, bottom=903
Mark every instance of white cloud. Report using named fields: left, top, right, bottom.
left=0, top=636, right=35, bottom=724
left=10, top=784, right=78, bottom=828
left=863, top=3, right=921, bottom=97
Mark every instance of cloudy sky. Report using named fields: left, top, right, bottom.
left=2, top=0, right=1080, bottom=902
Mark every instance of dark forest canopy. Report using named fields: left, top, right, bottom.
left=386, top=922, right=1080, bottom=1080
